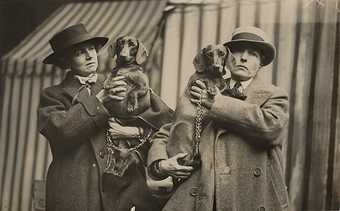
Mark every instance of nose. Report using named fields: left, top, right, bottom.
left=240, top=50, right=249, bottom=62
left=85, top=49, right=93, bottom=60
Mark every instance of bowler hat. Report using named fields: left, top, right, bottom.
left=43, top=24, right=109, bottom=67
left=224, top=26, right=276, bottom=66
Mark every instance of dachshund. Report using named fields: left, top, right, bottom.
left=102, top=36, right=151, bottom=177
left=166, top=44, right=235, bottom=168
left=104, top=35, right=150, bottom=117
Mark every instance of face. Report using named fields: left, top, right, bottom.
left=203, top=44, right=227, bottom=76
left=116, top=36, right=138, bottom=65
left=230, top=44, right=262, bottom=81
left=66, top=42, right=98, bottom=76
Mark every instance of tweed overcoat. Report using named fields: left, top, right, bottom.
left=148, top=74, right=290, bottom=211
left=38, top=71, right=173, bottom=211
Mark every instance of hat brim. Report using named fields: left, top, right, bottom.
left=223, top=39, right=276, bottom=66
left=43, top=36, right=109, bottom=68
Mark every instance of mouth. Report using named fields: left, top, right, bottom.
left=86, top=62, right=96, bottom=67
left=117, top=56, right=135, bottom=65
left=236, top=65, right=248, bottom=70
left=208, top=64, right=224, bottom=75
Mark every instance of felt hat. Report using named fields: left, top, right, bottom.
left=43, top=24, right=109, bottom=67
left=224, top=26, right=276, bottom=66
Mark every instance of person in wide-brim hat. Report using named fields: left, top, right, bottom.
left=223, top=26, right=276, bottom=66
left=43, top=23, right=109, bottom=69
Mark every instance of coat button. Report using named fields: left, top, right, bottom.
left=190, top=187, right=200, bottom=196
left=221, top=166, right=231, bottom=175
left=92, top=163, right=97, bottom=168
left=254, top=168, right=262, bottom=177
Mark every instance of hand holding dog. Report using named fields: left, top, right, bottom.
left=190, top=79, right=221, bottom=109
left=158, top=153, right=194, bottom=179
left=97, top=76, right=128, bottom=114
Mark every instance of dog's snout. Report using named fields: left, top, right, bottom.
left=120, top=45, right=131, bottom=57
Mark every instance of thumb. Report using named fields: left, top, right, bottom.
left=172, top=153, right=188, bottom=160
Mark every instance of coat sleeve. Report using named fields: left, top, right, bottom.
left=38, top=86, right=109, bottom=152
left=147, top=123, right=172, bottom=165
left=209, top=87, right=289, bottom=146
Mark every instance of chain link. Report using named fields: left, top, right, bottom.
left=104, top=129, right=152, bottom=173
left=193, top=92, right=206, bottom=160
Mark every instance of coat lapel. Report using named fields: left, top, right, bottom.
left=243, top=73, right=273, bottom=106
left=61, top=71, right=106, bottom=100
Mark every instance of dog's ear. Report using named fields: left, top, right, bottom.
left=108, top=40, right=118, bottom=60
left=224, top=46, right=236, bottom=72
left=193, top=48, right=207, bottom=73
left=136, top=40, right=148, bottom=65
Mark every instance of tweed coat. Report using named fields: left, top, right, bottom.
left=38, top=71, right=173, bottom=211
left=148, top=73, right=290, bottom=211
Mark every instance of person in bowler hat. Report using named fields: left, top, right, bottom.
left=38, top=24, right=173, bottom=211
left=147, top=26, right=290, bottom=211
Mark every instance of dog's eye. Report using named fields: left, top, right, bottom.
left=218, top=51, right=226, bottom=56
left=128, top=40, right=137, bottom=47
left=206, top=52, right=214, bottom=57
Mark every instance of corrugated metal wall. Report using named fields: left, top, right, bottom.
left=160, top=0, right=340, bottom=210
left=0, top=0, right=339, bottom=210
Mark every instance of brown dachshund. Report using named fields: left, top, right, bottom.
left=166, top=44, right=235, bottom=168
left=104, top=35, right=150, bottom=117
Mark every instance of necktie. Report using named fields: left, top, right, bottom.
left=72, top=74, right=98, bottom=104
left=222, top=79, right=247, bottom=100
left=76, top=73, right=98, bottom=95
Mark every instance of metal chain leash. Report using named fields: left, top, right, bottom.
left=104, top=129, right=152, bottom=172
left=193, top=92, right=206, bottom=159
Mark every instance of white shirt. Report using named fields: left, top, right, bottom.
left=75, top=73, right=98, bottom=95
left=228, top=77, right=253, bottom=92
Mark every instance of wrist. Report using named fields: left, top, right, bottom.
left=149, top=160, right=168, bottom=180
left=157, top=160, right=166, bottom=175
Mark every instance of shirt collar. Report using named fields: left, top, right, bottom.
left=75, top=73, right=98, bottom=85
left=229, top=77, right=253, bottom=90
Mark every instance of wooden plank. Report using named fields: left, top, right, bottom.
left=238, top=0, right=256, bottom=27
left=279, top=1, right=315, bottom=211
left=257, top=0, right=277, bottom=84
left=178, top=5, right=199, bottom=95
left=218, top=0, right=237, bottom=45
left=274, top=0, right=298, bottom=178
left=329, top=9, right=340, bottom=209
left=201, top=4, right=219, bottom=46
left=306, top=0, right=338, bottom=209
left=161, top=8, right=182, bottom=109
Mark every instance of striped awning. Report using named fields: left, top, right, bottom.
left=0, top=0, right=168, bottom=75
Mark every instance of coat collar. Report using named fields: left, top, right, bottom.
left=61, top=71, right=105, bottom=98
left=242, top=72, right=273, bottom=106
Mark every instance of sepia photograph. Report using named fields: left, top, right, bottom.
left=0, top=0, right=339, bottom=210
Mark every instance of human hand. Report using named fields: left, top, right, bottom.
left=190, top=80, right=220, bottom=109
left=97, top=76, right=127, bottom=103
left=158, top=153, right=194, bottom=179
